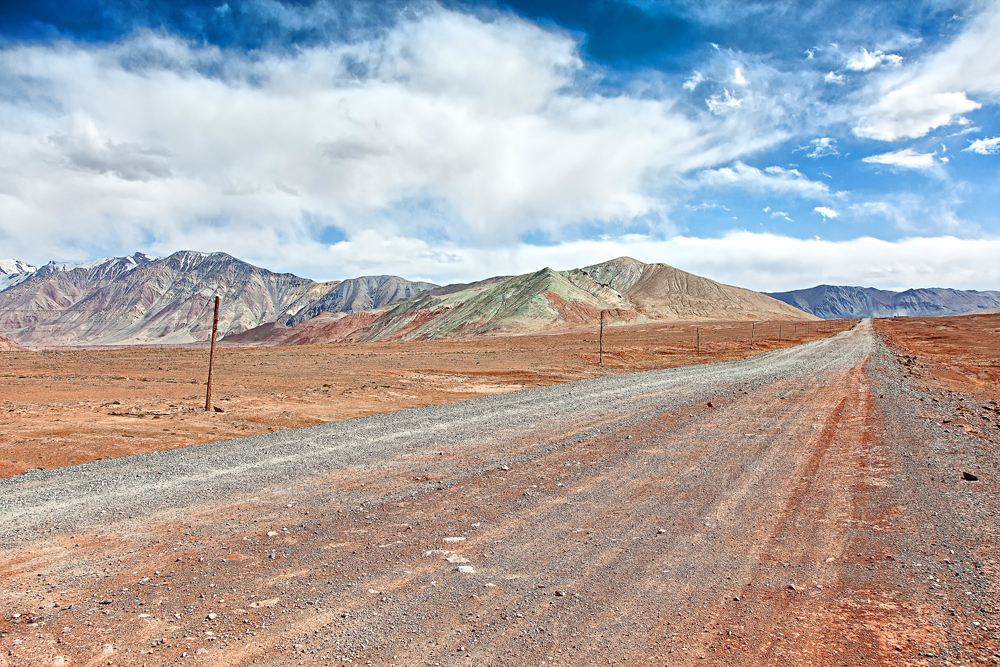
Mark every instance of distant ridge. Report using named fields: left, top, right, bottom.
left=228, top=257, right=817, bottom=346
left=0, top=333, right=23, bottom=351
left=765, top=285, right=1000, bottom=319
left=286, top=275, right=437, bottom=327
left=0, top=252, right=436, bottom=346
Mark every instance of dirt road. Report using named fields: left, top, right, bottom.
left=2, top=320, right=998, bottom=666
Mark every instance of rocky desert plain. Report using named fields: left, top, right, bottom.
left=1, top=263, right=1000, bottom=667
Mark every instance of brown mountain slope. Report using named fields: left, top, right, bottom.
left=0, top=333, right=23, bottom=351
left=0, top=252, right=437, bottom=346
left=584, top=257, right=813, bottom=320
left=234, top=257, right=817, bottom=346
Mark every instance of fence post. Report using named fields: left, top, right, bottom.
left=778, top=324, right=781, bottom=343
left=696, top=327, right=700, bottom=356
left=750, top=321, right=756, bottom=349
left=205, top=296, right=220, bottom=412
left=599, top=310, right=604, bottom=366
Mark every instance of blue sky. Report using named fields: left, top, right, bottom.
left=1, top=0, right=998, bottom=290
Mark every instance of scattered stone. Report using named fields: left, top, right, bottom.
left=707, top=402, right=714, bottom=408
left=787, top=584, right=801, bottom=591
left=213, top=406, right=224, bottom=413
left=102, top=644, right=114, bottom=656
left=425, top=549, right=452, bottom=557
left=53, top=657, right=66, bottom=666
left=457, top=565, right=475, bottom=574
left=197, top=648, right=209, bottom=656
left=446, top=554, right=470, bottom=564
left=249, top=598, right=280, bottom=608
left=444, top=537, right=466, bottom=543
left=554, top=590, right=566, bottom=597
left=207, top=612, right=218, bottom=620
left=657, top=529, right=667, bottom=535
left=962, top=471, right=979, bottom=481
left=266, top=531, right=279, bottom=537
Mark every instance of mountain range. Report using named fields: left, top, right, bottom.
left=9, top=250, right=996, bottom=348
left=0, top=252, right=434, bottom=346
left=226, top=256, right=814, bottom=346
left=765, top=285, right=1000, bottom=319
left=0, top=252, right=814, bottom=347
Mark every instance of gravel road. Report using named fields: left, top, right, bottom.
left=2, top=318, right=998, bottom=667
left=0, top=322, right=868, bottom=539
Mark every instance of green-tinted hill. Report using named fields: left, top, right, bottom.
left=233, top=257, right=816, bottom=345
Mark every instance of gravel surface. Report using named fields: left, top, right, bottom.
left=3, top=318, right=998, bottom=667
left=0, top=322, right=868, bottom=540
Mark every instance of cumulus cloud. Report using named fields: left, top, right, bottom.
left=854, top=4, right=1000, bottom=141
left=814, top=206, right=838, bottom=220
left=0, top=7, right=807, bottom=267
left=705, top=88, right=744, bottom=114
left=696, top=162, right=832, bottom=199
left=824, top=71, right=844, bottom=84
left=845, top=48, right=903, bottom=72
left=683, top=71, right=704, bottom=90
left=365, top=233, right=1000, bottom=291
left=964, top=136, right=1000, bottom=155
left=862, top=148, right=938, bottom=169
left=802, top=137, right=838, bottom=158
left=224, top=231, right=1000, bottom=291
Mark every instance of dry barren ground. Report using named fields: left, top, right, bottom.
left=2, top=317, right=999, bottom=667
left=0, top=320, right=848, bottom=478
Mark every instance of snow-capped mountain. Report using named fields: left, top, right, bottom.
left=0, top=251, right=435, bottom=346
left=0, top=259, right=38, bottom=292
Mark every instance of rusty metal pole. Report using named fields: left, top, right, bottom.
left=778, top=324, right=781, bottom=343
left=599, top=310, right=604, bottom=366
left=696, top=326, right=700, bottom=356
left=205, top=296, right=220, bottom=412
left=751, top=321, right=756, bottom=349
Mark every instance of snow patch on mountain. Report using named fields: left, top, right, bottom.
left=0, top=259, right=38, bottom=292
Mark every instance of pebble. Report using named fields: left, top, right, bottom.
left=102, top=644, right=114, bottom=656
left=447, top=554, right=470, bottom=564
left=444, top=537, right=466, bottom=543
left=266, top=531, right=279, bottom=536
left=457, top=565, right=475, bottom=574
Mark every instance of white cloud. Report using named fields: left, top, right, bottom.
left=824, top=71, right=844, bottom=84
left=849, top=196, right=966, bottom=235
left=814, top=206, right=838, bottom=220
left=319, top=233, right=1000, bottom=291
left=803, top=137, right=839, bottom=158
left=732, top=67, right=748, bottom=86
left=683, top=71, right=704, bottom=91
left=0, top=8, right=802, bottom=265
left=854, top=4, right=1000, bottom=140
left=696, top=162, right=832, bottom=199
left=861, top=148, right=938, bottom=169
left=845, top=48, right=903, bottom=72
left=964, top=136, right=1000, bottom=155
left=705, top=88, right=744, bottom=114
